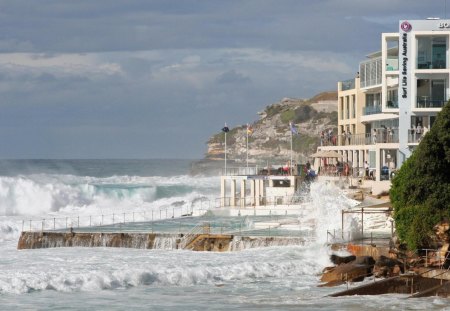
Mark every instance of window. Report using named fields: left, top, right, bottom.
left=346, top=96, right=350, bottom=119
left=387, top=89, right=398, bottom=108
left=417, top=36, right=447, bottom=69
left=352, top=95, right=356, bottom=118
left=273, top=180, right=290, bottom=187
left=416, top=79, right=446, bottom=108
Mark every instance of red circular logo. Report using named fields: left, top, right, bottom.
left=401, top=21, right=412, bottom=32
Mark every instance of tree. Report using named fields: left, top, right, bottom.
left=391, top=101, right=450, bottom=250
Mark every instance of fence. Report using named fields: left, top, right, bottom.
left=20, top=195, right=311, bottom=233
left=217, top=195, right=307, bottom=208
left=21, top=200, right=212, bottom=233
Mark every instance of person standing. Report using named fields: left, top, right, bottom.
left=372, top=129, right=377, bottom=144
left=416, top=123, right=422, bottom=141
left=411, top=124, right=416, bottom=142
left=347, top=131, right=352, bottom=145
left=364, top=161, right=369, bottom=178
left=388, top=127, right=393, bottom=142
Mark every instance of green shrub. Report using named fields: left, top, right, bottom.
left=280, top=110, right=296, bottom=123
left=391, top=101, right=450, bottom=250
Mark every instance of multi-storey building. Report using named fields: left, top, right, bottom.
left=316, top=19, right=448, bottom=194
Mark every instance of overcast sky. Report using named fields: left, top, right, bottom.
left=0, top=0, right=446, bottom=159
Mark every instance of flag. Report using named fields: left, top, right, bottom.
left=222, top=123, right=230, bottom=133
left=246, top=123, right=253, bottom=135
left=289, top=122, right=298, bottom=135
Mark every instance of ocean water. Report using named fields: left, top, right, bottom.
left=0, top=159, right=448, bottom=310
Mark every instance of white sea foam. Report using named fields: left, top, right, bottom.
left=0, top=174, right=219, bottom=241
left=0, top=245, right=320, bottom=295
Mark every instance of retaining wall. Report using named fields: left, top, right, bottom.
left=17, top=231, right=306, bottom=251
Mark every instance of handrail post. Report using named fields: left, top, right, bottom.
left=346, top=273, right=349, bottom=289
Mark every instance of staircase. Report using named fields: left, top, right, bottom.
left=179, top=222, right=211, bottom=250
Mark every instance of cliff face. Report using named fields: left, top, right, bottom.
left=205, top=91, right=338, bottom=165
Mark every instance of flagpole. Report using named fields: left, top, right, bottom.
left=225, top=131, right=227, bottom=174
left=246, top=126, right=249, bottom=168
left=290, top=127, right=293, bottom=172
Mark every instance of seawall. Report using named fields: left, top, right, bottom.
left=331, top=242, right=392, bottom=260
left=17, top=231, right=306, bottom=251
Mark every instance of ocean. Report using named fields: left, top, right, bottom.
left=0, top=159, right=448, bottom=310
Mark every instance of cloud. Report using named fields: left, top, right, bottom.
left=216, top=69, right=251, bottom=84
left=0, top=0, right=447, bottom=158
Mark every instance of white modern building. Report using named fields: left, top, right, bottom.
left=316, top=19, right=449, bottom=194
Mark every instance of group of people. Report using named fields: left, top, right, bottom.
left=320, top=129, right=337, bottom=146
left=341, top=130, right=352, bottom=145
left=320, top=129, right=353, bottom=146
left=410, top=123, right=428, bottom=142
left=317, top=161, right=352, bottom=177
left=372, top=126, right=395, bottom=144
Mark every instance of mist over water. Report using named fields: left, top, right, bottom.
left=0, top=159, right=218, bottom=241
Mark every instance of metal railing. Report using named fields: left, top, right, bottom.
left=217, top=195, right=306, bottom=208
left=323, top=131, right=399, bottom=147
left=340, top=79, right=355, bottom=91
left=386, top=100, right=398, bottom=108
left=363, top=105, right=382, bottom=115
left=179, top=223, right=208, bottom=249
left=416, top=97, right=447, bottom=108
left=407, top=129, right=428, bottom=144
left=21, top=202, right=211, bottom=233
left=20, top=195, right=309, bottom=233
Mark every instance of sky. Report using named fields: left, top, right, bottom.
left=0, top=0, right=447, bottom=159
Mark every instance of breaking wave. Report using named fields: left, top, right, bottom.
left=0, top=245, right=323, bottom=294
left=0, top=174, right=219, bottom=241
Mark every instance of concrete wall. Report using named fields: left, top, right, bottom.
left=17, top=231, right=306, bottom=252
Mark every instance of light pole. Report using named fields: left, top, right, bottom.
left=289, top=122, right=298, bottom=173
left=222, top=123, right=230, bottom=175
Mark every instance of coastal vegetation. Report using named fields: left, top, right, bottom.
left=391, top=101, right=450, bottom=249
left=204, top=91, right=338, bottom=163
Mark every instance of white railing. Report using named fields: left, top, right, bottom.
left=178, top=222, right=208, bottom=249
left=20, top=194, right=309, bottom=233
left=21, top=203, right=210, bottom=233
left=217, top=195, right=306, bottom=208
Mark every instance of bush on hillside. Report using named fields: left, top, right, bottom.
left=391, top=101, right=450, bottom=249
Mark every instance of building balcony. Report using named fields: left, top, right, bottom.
left=386, top=65, right=398, bottom=71
left=386, top=100, right=398, bottom=109
left=416, top=97, right=447, bottom=108
left=340, top=79, right=355, bottom=91
left=321, top=131, right=399, bottom=147
left=363, top=105, right=382, bottom=115
left=408, top=130, right=423, bottom=144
